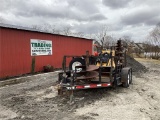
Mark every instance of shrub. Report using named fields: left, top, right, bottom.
left=43, top=64, right=54, bottom=72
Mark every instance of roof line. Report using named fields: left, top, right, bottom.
left=0, top=23, right=93, bottom=41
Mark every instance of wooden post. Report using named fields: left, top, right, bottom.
left=86, top=51, right=89, bottom=67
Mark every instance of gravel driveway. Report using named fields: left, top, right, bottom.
left=0, top=58, right=160, bottom=120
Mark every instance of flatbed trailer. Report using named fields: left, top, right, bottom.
left=57, top=40, right=132, bottom=100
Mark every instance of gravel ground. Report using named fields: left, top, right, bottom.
left=0, top=58, right=160, bottom=120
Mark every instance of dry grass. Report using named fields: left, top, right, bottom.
left=134, top=58, right=160, bottom=64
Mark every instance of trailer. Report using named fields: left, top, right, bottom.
left=57, top=40, right=132, bottom=100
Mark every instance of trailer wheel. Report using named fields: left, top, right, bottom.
left=129, top=69, right=132, bottom=84
left=121, top=68, right=131, bottom=88
left=69, top=58, right=85, bottom=72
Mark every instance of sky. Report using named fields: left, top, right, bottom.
left=0, top=0, right=160, bottom=42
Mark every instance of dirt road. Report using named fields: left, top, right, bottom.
left=0, top=58, right=160, bottom=120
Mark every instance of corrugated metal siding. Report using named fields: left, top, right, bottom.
left=0, top=28, right=92, bottom=78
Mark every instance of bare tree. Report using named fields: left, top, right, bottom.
left=95, top=25, right=109, bottom=47
left=50, top=25, right=57, bottom=33
left=103, top=35, right=116, bottom=48
left=42, top=23, right=51, bottom=32
left=150, top=22, right=160, bottom=46
left=72, top=32, right=84, bottom=37
left=32, top=24, right=43, bottom=30
left=31, top=24, right=86, bottom=37
left=84, top=33, right=95, bottom=39
left=31, top=23, right=62, bottom=34
left=149, top=23, right=160, bottom=59
left=62, top=26, right=72, bottom=36
left=122, top=35, right=134, bottom=44
left=144, top=23, right=160, bottom=59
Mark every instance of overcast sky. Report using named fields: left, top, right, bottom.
left=0, top=0, right=160, bottom=42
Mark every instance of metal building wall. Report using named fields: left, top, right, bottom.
left=0, top=28, right=92, bottom=78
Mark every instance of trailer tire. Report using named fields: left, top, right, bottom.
left=129, top=69, right=132, bottom=84
left=121, top=68, right=131, bottom=88
left=69, top=58, right=85, bottom=72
